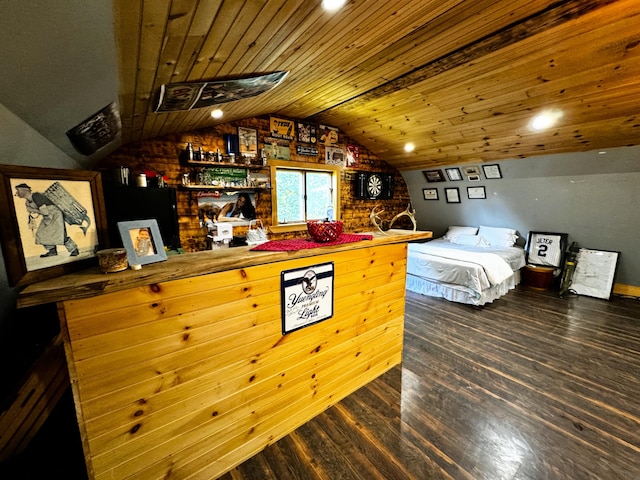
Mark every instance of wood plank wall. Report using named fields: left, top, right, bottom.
left=58, top=243, right=408, bottom=479
left=98, top=117, right=412, bottom=252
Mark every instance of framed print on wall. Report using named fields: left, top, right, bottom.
left=0, top=165, right=107, bottom=286
left=467, top=186, right=486, bottom=199
left=482, top=164, right=502, bottom=179
left=445, top=187, right=461, bottom=203
left=117, top=219, right=167, bottom=266
left=423, top=188, right=439, bottom=200
left=422, top=169, right=445, bottom=183
left=445, top=167, right=463, bottom=181
left=526, top=231, right=568, bottom=268
left=237, top=127, right=258, bottom=157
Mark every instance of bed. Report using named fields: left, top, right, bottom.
left=406, top=225, right=526, bottom=306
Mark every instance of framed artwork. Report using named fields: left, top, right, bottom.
left=445, top=167, right=463, bottom=181
left=319, top=125, right=339, bottom=145
left=467, top=174, right=481, bottom=182
left=571, top=248, right=620, bottom=300
left=237, top=127, right=258, bottom=156
left=325, top=146, right=345, bottom=166
left=423, top=188, right=439, bottom=200
left=445, top=187, right=461, bottom=203
left=296, top=121, right=317, bottom=144
left=526, top=231, right=568, bottom=268
left=0, top=165, right=107, bottom=286
left=269, top=116, right=295, bottom=140
left=346, top=144, right=359, bottom=167
left=467, top=186, right=486, bottom=199
left=482, top=164, right=502, bottom=179
left=462, top=165, right=481, bottom=177
left=422, top=169, right=445, bottom=183
left=117, top=219, right=167, bottom=267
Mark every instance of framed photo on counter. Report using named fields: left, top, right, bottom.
left=118, top=219, right=167, bottom=267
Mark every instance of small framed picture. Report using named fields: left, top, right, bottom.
left=117, top=219, right=167, bottom=266
left=422, top=169, right=445, bottom=183
left=482, top=164, right=502, bottom=179
left=445, top=167, right=463, bottom=181
left=445, top=187, right=461, bottom=204
left=468, top=174, right=481, bottom=182
left=423, top=188, right=439, bottom=200
left=462, top=165, right=480, bottom=177
left=467, top=186, right=486, bottom=199
left=237, top=127, right=258, bottom=156
left=296, top=121, right=317, bottom=144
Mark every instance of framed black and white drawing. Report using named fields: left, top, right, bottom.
left=467, top=186, right=486, bottom=199
left=482, top=164, right=502, bottom=179
left=117, top=219, right=167, bottom=267
left=423, top=188, right=439, bottom=200
left=0, top=165, right=107, bottom=286
left=526, top=231, right=568, bottom=268
left=445, top=187, right=461, bottom=204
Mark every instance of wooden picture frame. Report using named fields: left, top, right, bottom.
left=0, top=165, right=107, bottom=286
left=422, top=169, right=445, bottom=183
left=467, top=186, right=486, bottom=199
left=423, top=188, right=439, bottom=200
left=117, top=219, right=167, bottom=266
left=445, top=187, right=461, bottom=203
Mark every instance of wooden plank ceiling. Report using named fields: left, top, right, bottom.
left=114, top=0, right=640, bottom=170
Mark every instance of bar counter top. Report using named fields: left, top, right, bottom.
left=17, top=229, right=432, bottom=308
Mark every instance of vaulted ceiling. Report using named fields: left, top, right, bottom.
left=2, top=1, right=640, bottom=171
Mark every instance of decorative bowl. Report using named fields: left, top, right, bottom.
left=307, top=220, right=343, bottom=242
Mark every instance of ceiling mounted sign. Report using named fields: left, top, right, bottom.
left=155, top=71, right=289, bottom=112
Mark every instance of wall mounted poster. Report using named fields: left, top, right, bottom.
left=269, top=117, right=295, bottom=140
left=281, top=262, right=334, bottom=334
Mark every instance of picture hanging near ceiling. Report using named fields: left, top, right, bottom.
left=346, top=145, right=359, bottom=167
left=319, top=125, right=339, bottom=145
left=296, top=121, right=317, bottom=144
left=269, top=117, right=295, bottom=140
left=155, top=71, right=289, bottom=112
left=325, top=147, right=345, bottom=166
left=263, top=137, right=290, bottom=161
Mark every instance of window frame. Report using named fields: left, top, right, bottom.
left=269, top=160, right=341, bottom=234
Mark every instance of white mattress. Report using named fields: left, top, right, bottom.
left=406, top=238, right=526, bottom=305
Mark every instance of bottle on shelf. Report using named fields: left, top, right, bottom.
left=184, top=142, right=194, bottom=161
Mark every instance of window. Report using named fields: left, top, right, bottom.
left=270, top=160, right=341, bottom=233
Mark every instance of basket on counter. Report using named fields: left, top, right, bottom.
left=307, top=220, right=343, bottom=242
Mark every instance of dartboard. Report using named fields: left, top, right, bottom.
left=367, top=173, right=383, bottom=198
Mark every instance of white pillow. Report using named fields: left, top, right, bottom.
left=478, top=225, right=517, bottom=247
left=443, top=225, right=478, bottom=241
left=450, top=234, right=491, bottom=247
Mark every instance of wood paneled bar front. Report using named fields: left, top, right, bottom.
left=17, top=229, right=431, bottom=479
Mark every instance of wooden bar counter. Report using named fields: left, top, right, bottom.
left=18, top=229, right=431, bottom=479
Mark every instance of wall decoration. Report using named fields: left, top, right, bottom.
left=346, top=145, right=360, bottom=167
left=281, top=262, right=334, bottom=334
left=263, top=137, right=291, bottom=160
left=0, top=165, right=106, bottom=286
left=445, top=167, right=462, bottom=181
left=155, top=71, right=289, bottom=112
left=462, top=165, right=481, bottom=177
left=269, top=117, right=296, bottom=140
left=482, top=164, right=502, bottom=179
left=467, top=186, right=486, bottom=199
left=325, top=146, right=345, bottom=166
left=423, top=188, right=439, bottom=200
left=467, top=174, right=481, bottom=182
left=422, top=169, right=445, bottom=183
left=117, top=219, right=167, bottom=267
left=66, top=102, right=121, bottom=156
left=237, top=127, right=258, bottom=157
left=296, top=145, right=319, bottom=156
left=319, top=125, right=339, bottom=145
left=445, top=187, right=461, bottom=203
left=570, top=248, right=619, bottom=300
left=355, top=172, right=394, bottom=200
left=296, top=121, right=317, bottom=144
left=526, top=232, right=568, bottom=268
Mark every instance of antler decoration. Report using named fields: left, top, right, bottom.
left=370, top=204, right=416, bottom=234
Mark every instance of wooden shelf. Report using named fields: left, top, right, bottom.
left=179, top=185, right=268, bottom=191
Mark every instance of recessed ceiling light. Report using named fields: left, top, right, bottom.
left=322, top=0, right=347, bottom=12
left=404, top=142, right=415, bottom=153
left=530, top=109, right=563, bottom=131
left=211, top=109, right=223, bottom=119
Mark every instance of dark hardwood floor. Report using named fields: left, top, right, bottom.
left=1, top=286, right=638, bottom=479
left=223, top=286, right=640, bottom=480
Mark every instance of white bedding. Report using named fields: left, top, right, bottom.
left=406, top=238, right=526, bottom=305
